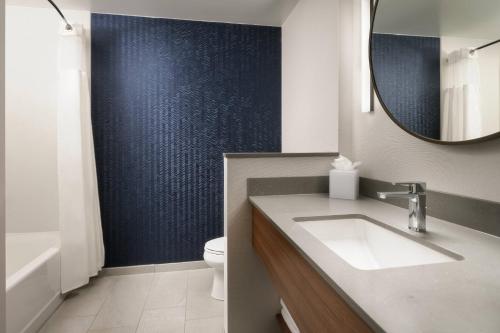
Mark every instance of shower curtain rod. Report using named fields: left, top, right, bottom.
left=46, top=0, right=73, bottom=31
left=471, top=38, right=500, bottom=53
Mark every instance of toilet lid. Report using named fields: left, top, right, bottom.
left=205, top=237, right=225, bottom=255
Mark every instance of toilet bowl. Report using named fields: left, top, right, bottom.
left=203, top=237, right=225, bottom=301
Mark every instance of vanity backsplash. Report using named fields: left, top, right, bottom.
left=248, top=176, right=500, bottom=237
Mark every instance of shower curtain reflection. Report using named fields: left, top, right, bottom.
left=442, top=48, right=482, bottom=141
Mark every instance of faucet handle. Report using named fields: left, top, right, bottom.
left=393, top=182, right=426, bottom=193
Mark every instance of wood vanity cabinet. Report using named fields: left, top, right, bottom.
left=252, top=207, right=374, bottom=333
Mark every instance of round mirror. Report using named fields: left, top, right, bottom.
left=370, top=0, right=500, bottom=144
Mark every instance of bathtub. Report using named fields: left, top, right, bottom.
left=6, top=232, right=62, bottom=333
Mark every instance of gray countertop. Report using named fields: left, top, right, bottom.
left=249, top=194, right=500, bottom=333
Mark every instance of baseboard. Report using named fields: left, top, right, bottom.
left=101, top=264, right=155, bottom=276
left=155, top=260, right=209, bottom=273
left=101, top=260, right=209, bottom=276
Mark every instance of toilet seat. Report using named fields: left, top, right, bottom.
left=205, top=237, right=225, bottom=255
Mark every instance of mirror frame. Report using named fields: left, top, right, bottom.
left=369, top=0, right=500, bottom=145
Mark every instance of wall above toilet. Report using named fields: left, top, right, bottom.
left=91, top=14, right=282, bottom=267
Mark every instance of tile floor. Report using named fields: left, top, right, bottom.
left=39, top=268, right=224, bottom=333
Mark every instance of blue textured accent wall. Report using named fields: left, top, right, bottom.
left=91, top=14, right=281, bottom=267
left=372, top=33, right=441, bottom=139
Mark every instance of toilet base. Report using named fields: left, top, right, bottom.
left=204, top=250, right=225, bottom=301
left=211, top=268, right=224, bottom=300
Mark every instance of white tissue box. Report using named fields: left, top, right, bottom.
left=329, top=169, right=359, bottom=200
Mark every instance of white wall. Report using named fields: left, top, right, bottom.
left=338, top=0, right=356, bottom=158
left=1, top=1, right=6, bottom=330
left=5, top=6, right=90, bottom=232
left=339, top=1, right=500, bottom=203
left=225, top=155, right=333, bottom=333
left=282, top=0, right=339, bottom=153
left=441, top=36, right=500, bottom=137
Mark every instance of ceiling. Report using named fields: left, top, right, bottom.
left=6, top=0, right=299, bottom=26
left=6, top=0, right=90, bottom=11
left=373, top=0, right=500, bottom=40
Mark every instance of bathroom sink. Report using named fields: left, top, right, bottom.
left=294, top=215, right=462, bottom=270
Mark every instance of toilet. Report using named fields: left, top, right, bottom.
left=203, top=237, right=226, bottom=300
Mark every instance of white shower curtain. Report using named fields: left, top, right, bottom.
left=442, top=48, right=482, bottom=141
left=57, top=24, right=104, bottom=293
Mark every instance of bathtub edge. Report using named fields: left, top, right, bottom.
left=21, top=292, right=64, bottom=333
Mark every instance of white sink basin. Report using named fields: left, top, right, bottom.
left=295, top=215, right=462, bottom=270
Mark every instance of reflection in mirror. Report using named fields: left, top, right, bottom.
left=371, top=0, right=500, bottom=143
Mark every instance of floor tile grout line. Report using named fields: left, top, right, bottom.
left=134, top=272, right=158, bottom=333
left=42, top=269, right=220, bottom=333
left=185, top=314, right=225, bottom=322
left=86, top=274, right=152, bottom=333
left=184, top=270, right=192, bottom=333
left=42, top=277, right=118, bottom=332
left=184, top=268, right=224, bottom=325
left=86, top=276, right=119, bottom=333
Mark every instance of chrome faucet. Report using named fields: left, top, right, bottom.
left=377, top=182, right=427, bottom=232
